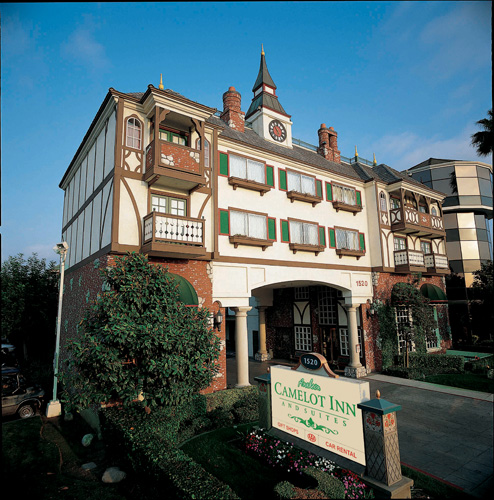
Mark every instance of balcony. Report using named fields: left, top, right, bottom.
left=390, top=207, right=445, bottom=237
left=141, top=212, right=206, bottom=259
left=424, top=253, right=450, bottom=275
left=394, top=249, right=426, bottom=273
left=144, top=140, right=206, bottom=191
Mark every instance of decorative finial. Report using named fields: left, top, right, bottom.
left=355, top=145, right=358, bottom=157
left=261, top=43, right=265, bottom=56
left=159, top=73, right=164, bottom=90
left=376, top=390, right=381, bottom=399
left=373, top=153, right=377, bottom=166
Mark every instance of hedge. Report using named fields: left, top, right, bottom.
left=100, top=387, right=259, bottom=499
left=384, top=353, right=464, bottom=379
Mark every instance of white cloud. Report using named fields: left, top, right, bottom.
left=373, top=125, right=492, bottom=171
left=61, top=23, right=110, bottom=71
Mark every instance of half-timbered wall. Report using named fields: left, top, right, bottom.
left=61, top=104, right=116, bottom=269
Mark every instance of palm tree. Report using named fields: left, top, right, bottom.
left=471, top=109, right=493, bottom=157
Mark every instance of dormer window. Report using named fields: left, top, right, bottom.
left=126, top=117, right=142, bottom=149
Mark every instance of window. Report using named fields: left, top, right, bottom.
left=230, top=210, right=267, bottom=239
left=290, top=221, right=319, bottom=245
left=335, top=228, right=359, bottom=251
left=427, top=307, right=439, bottom=350
left=294, top=287, right=309, bottom=300
left=333, top=184, right=356, bottom=206
left=339, top=327, right=363, bottom=357
left=379, top=191, right=387, bottom=212
left=159, top=128, right=187, bottom=146
left=419, top=205, right=427, bottom=213
left=126, top=118, right=142, bottom=149
left=395, top=306, right=414, bottom=354
left=420, top=240, right=432, bottom=254
left=394, top=237, right=406, bottom=251
left=390, top=197, right=401, bottom=209
left=295, top=326, right=312, bottom=351
left=152, top=194, right=187, bottom=216
left=317, top=287, right=338, bottom=325
left=196, top=138, right=211, bottom=167
left=230, top=154, right=265, bottom=183
left=287, top=170, right=315, bottom=195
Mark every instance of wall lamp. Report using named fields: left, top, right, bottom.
left=213, top=310, right=223, bottom=331
left=366, top=301, right=376, bottom=318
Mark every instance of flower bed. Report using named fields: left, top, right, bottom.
left=242, top=428, right=373, bottom=499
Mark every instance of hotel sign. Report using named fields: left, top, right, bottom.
left=270, top=361, right=371, bottom=465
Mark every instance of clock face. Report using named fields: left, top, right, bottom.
left=269, top=120, right=287, bottom=142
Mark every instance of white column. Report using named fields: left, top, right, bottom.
left=255, top=306, right=270, bottom=361
left=346, top=304, right=362, bottom=368
left=232, top=306, right=252, bottom=387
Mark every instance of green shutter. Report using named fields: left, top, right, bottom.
left=279, top=169, right=287, bottom=190
left=268, top=218, right=276, bottom=240
left=329, top=228, right=336, bottom=248
left=266, top=165, right=275, bottom=187
left=316, top=179, right=322, bottom=198
left=219, top=209, right=230, bottom=234
left=319, top=226, right=326, bottom=246
left=281, top=220, right=290, bottom=242
left=359, top=233, right=366, bottom=251
left=219, top=153, right=229, bottom=176
left=326, top=182, right=333, bottom=201
left=356, top=191, right=362, bottom=206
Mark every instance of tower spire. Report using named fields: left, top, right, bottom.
left=261, top=43, right=265, bottom=55
left=159, top=73, right=164, bottom=90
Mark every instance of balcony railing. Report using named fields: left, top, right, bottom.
left=424, top=253, right=449, bottom=274
left=390, top=207, right=445, bottom=236
left=394, top=249, right=426, bottom=271
left=142, top=212, right=206, bottom=258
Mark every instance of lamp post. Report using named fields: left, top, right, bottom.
left=46, top=242, right=68, bottom=418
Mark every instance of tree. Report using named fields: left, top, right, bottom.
left=470, top=260, right=493, bottom=340
left=471, top=109, right=493, bottom=157
left=0, top=253, right=58, bottom=363
left=60, top=252, right=221, bottom=412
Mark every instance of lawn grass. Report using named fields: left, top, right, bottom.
left=423, top=372, right=494, bottom=393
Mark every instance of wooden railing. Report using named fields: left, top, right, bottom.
left=143, top=212, right=204, bottom=246
left=394, top=249, right=425, bottom=267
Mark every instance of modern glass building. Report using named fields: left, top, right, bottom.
left=406, top=158, right=492, bottom=342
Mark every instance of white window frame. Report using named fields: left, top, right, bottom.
left=126, top=117, right=142, bottom=150
left=394, top=236, right=406, bottom=251
left=151, top=194, right=187, bottom=216
left=379, top=191, right=388, bottom=212
left=339, top=327, right=363, bottom=357
left=294, top=287, right=309, bottom=300
left=295, top=326, right=312, bottom=352
left=420, top=240, right=432, bottom=255
left=395, top=306, right=415, bottom=354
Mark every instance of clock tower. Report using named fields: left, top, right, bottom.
left=245, top=46, right=293, bottom=148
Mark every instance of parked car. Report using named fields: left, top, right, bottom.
left=1, top=343, right=18, bottom=367
left=2, top=367, right=45, bottom=419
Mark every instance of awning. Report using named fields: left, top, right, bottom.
left=168, top=273, right=199, bottom=306
left=420, top=283, right=448, bottom=303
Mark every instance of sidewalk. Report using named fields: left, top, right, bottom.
left=227, top=357, right=494, bottom=498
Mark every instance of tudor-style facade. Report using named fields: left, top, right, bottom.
left=58, top=51, right=451, bottom=390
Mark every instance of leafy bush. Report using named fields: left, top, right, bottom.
left=274, top=480, right=296, bottom=499
left=60, top=252, right=221, bottom=412
left=205, top=385, right=259, bottom=425
left=305, top=467, right=347, bottom=499
left=464, top=355, right=494, bottom=373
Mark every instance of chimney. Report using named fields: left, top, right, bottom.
left=220, top=86, right=245, bottom=132
left=317, top=124, right=341, bottom=163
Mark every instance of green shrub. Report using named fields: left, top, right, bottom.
left=274, top=481, right=296, bottom=499
left=205, top=386, right=259, bottom=425
left=304, top=467, right=346, bottom=499
left=465, top=355, right=494, bottom=372
left=385, top=353, right=464, bottom=379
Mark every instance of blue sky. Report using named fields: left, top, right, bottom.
left=1, top=1, right=492, bottom=262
